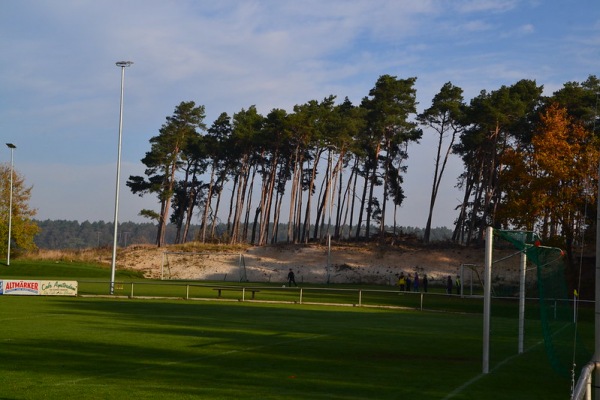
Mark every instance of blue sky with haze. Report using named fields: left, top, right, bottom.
left=1, top=0, right=598, bottom=228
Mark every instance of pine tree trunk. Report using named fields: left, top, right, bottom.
left=355, top=164, right=369, bottom=239
left=242, top=165, right=257, bottom=242
left=200, top=162, right=216, bottom=242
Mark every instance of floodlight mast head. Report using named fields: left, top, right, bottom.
left=6, top=143, right=16, bottom=149
left=115, top=61, right=133, bottom=68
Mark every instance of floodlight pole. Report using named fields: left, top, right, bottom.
left=5, top=143, right=16, bottom=266
left=110, top=61, right=133, bottom=295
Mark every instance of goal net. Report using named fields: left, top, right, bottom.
left=459, top=254, right=536, bottom=298
left=161, top=252, right=248, bottom=282
left=494, top=229, right=591, bottom=379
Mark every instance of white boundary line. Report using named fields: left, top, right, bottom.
left=443, top=338, right=545, bottom=400
left=444, top=318, right=575, bottom=398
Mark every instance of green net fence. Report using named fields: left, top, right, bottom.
left=495, top=229, right=591, bottom=378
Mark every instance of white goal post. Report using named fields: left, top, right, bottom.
left=161, top=252, right=248, bottom=282
left=459, top=263, right=485, bottom=297
left=482, top=226, right=530, bottom=374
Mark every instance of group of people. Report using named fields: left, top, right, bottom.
left=397, top=272, right=462, bottom=295
left=397, top=272, right=428, bottom=292
left=288, top=268, right=462, bottom=295
left=447, top=275, right=461, bottom=295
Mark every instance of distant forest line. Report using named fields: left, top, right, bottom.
left=32, top=219, right=452, bottom=250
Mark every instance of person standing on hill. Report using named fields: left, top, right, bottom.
left=422, top=274, right=428, bottom=292
left=413, top=273, right=420, bottom=292
left=287, top=269, right=297, bottom=287
left=397, top=272, right=406, bottom=291
left=455, top=275, right=461, bottom=295
left=446, top=275, right=453, bottom=294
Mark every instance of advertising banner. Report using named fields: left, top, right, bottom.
left=1, top=280, right=40, bottom=295
left=0, top=280, right=78, bottom=296
left=40, top=280, right=78, bottom=296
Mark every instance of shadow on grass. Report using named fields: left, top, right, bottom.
left=0, top=296, right=576, bottom=399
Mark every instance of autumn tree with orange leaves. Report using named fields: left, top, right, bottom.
left=498, top=103, right=599, bottom=263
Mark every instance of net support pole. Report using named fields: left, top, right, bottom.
left=483, top=226, right=493, bottom=374
left=518, top=251, right=526, bottom=354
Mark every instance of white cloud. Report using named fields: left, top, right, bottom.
left=462, top=20, right=494, bottom=32
left=0, top=0, right=595, bottom=227
left=455, top=0, right=518, bottom=14
left=519, top=23, right=535, bottom=34
left=500, top=23, right=535, bottom=38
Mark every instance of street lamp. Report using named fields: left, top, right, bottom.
left=110, top=61, right=133, bottom=294
left=5, top=143, right=16, bottom=266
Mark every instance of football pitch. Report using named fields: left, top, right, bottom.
left=0, top=294, right=583, bottom=399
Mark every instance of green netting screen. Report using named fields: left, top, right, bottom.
left=495, top=230, right=591, bottom=378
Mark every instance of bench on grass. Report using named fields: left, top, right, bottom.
left=213, top=287, right=260, bottom=299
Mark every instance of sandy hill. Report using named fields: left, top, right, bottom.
left=117, top=242, right=522, bottom=287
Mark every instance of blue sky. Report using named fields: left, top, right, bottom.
left=1, top=0, right=598, bottom=228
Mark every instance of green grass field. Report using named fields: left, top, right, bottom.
left=0, top=260, right=593, bottom=399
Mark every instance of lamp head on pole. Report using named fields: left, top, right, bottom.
left=115, top=61, right=133, bottom=68
left=6, top=143, right=16, bottom=149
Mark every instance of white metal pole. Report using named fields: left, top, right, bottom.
left=483, top=226, right=493, bottom=374
left=110, top=61, right=133, bottom=295
left=593, top=92, right=600, bottom=400
left=518, top=251, right=527, bottom=354
left=6, top=143, right=16, bottom=266
left=587, top=368, right=593, bottom=400
left=594, top=135, right=600, bottom=399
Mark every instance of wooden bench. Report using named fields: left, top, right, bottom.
left=213, top=287, right=260, bottom=299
